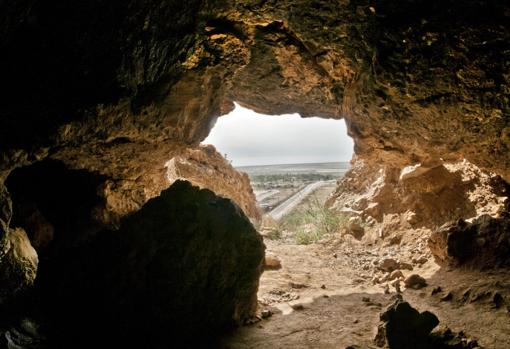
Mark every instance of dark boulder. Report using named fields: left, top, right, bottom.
left=429, top=214, right=510, bottom=269
left=36, top=180, right=265, bottom=348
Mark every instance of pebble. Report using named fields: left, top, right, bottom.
left=264, top=255, right=282, bottom=270
left=261, top=309, right=273, bottom=319
left=404, top=274, right=427, bottom=289
left=379, top=258, right=399, bottom=272
left=291, top=304, right=305, bottom=311
left=441, top=292, right=453, bottom=302
left=388, top=270, right=404, bottom=281
left=431, top=286, right=442, bottom=295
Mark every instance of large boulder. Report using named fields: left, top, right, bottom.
left=36, top=180, right=265, bottom=348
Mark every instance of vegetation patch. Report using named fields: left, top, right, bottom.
left=279, top=196, right=347, bottom=245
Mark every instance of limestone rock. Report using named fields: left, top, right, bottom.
left=329, top=161, right=510, bottom=236
left=166, top=144, right=261, bottom=225
left=429, top=215, right=510, bottom=268
left=404, top=274, right=427, bottom=290
left=36, top=181, right=265, bottom=348
left=388, top=270, right=404, bottom=281
left=0, top=227, right=38, bottom=305
left=378, top=258, right=399, bottom=273
left=264, top=255, right=282, bottom=271
left=346, top=217, right=365, bottom=240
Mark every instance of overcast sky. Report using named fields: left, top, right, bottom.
left=202, top=104, right=353, bottom=167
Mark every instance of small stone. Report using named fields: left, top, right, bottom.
left=264, top=255, right=282, bottom=270
left=441, top=292, right=453, bottom=302
left=333, top=253, right=338, bottom=258
left=404, top=274, right=427, bottom=289
left=466, top=339, right=479, bottom=348
left=415, top=256, right=428, bottom=265
left=261, top=309, right=272, bottom=319
left=431, top=286, right=442, bottom=295
left=492, top=292, right=504, bottom=309
left=388, top=270, right=404, bottom=281
left=383, top=284, right=390, bottom=294
left=289, top=282, right=308, bottom=289
left=379, top=258, right=399, bottom=272
left=391, top=279, right=401, bottom=293
left=320, top=284, right=326, bottom=289
left=399, top=262, right=414, bottom=271
left=291, top=304, right=304, bottom=311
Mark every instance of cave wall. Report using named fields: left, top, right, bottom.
left=1, top=0, right=509, bottom=182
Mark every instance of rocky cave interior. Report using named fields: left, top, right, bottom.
left=1, top=1, right=510, bottom=348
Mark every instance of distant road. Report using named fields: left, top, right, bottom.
left=268, top=181, right=328, bottom=221
left=255, top=189, right=279, bottom=202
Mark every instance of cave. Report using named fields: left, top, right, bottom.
left=1, top=1, right=510, bottom=348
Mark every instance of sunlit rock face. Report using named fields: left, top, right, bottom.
left=327, top=160, right=509, bottom=231
left=167, top=144, right=261, bottom=225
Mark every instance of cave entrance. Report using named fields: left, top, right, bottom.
left=202, top=102, right=359, bottom=313
left=203, top=102, right=353, bottom=227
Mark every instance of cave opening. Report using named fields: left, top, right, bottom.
left=1, top=1, right=510, bottom=348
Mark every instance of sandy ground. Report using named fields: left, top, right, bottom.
left=221, top=187, right=510, bottom=349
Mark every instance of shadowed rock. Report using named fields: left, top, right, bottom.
left=429, top=214, right=510, bottom=269
left=374, top=298, right=484, bottom=349
left=35, top=180, right=264, bottom=348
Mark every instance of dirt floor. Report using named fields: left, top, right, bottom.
left=221, top=187, right=510, bottom=349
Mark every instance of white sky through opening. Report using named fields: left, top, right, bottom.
left=202, top=103, right=354, bottom=167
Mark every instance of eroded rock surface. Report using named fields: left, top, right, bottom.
left=327, top=159, right=510, bottom=241
left=0, top=184, right=38, bottom=307
left=1, top=0, right=509, bottom=189
left=429, top=214, right=510, bottom=269
left=167, top=144, right=261, bottom=224
left=0, top=227, right=38, bottom=308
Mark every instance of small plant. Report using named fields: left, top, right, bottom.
left=280, top=196, right=347, bottom=245
left=265, top=227, right=282, bottom=240
left=294, top=227, right=322, bottom=245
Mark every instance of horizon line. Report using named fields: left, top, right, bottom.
left=235, top=160, right=351, bottom=168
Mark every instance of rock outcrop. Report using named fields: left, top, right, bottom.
left=0, top=228, right=38, bottom=308
left=429, top=214, right=510, bottom=269
left=167, top=144, right=261, bottom=224
left=0, top=184, right=38, bottom=307
left=327, top=159, right=510, bottom=240
left=35, top=180, right=264, bottom=348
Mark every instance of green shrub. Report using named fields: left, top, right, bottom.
left=265, top=227, right=282, bottom=240
left=280, top=196, right=347, bottom=245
